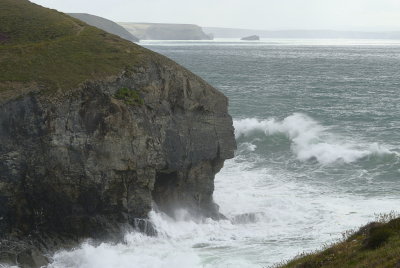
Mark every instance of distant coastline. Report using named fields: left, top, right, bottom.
left=203, top=27, right=400, bottom=39
left=68, top=13, right=139, bottom=42
left=118, top=22, right=212, bottom=40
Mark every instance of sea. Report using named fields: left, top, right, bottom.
left=40, top=39, right=400, bottom=267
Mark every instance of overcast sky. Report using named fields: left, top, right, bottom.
left=30, top=0, right=400, bottom=31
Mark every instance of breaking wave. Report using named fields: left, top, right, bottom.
left=234, top=113, right=396, bottom=164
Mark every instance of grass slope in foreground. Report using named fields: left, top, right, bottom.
left=281, top=216, right=400, bottom=268
left=0, top=0, right=152, bottom=103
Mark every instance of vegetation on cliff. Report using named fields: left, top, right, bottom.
left=114, top=87, right=143, bottom=105
left=0, top=0, right=150, bottom=103
left=280, top=214, right=400, bottom=268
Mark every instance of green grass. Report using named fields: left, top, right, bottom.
left=0, top=0, right=78, bottom=45
left=0, top=0, right=152, bottom=102
left=114, top=87, right=143, bottom=105
left=280, top=215, right=400, bottom=268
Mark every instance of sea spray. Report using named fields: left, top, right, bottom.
left=49, top=157, right=399, bottom=268
left=234, top=113, right=396, bottom=164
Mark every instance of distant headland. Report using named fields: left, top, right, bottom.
left=68, top=13, right=139, bottom=42
left=119, top=22, right=213, bottom=40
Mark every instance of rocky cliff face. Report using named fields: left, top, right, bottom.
left=0, top=1, right=235, bottom=266
left=0, top=53, right=235, bottom=268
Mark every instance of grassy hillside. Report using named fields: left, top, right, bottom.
left=0, top=0, right=150, bottom=102
left=281, top=216, right=400, bottom=268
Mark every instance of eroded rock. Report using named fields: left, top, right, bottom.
left=0, top=60, right=236, bottom=267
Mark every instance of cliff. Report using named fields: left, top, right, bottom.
left=118, top=22, right=213, bottom=40
left=68, top=13, right=139, bottom=42
left=0, top=0, right=236, bottom=267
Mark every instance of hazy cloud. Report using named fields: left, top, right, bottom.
left=30, top=0, right=400, bottom=30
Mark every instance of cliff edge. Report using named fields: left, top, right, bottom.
left=68, top=13, right=140, bottom=42
left=0, top=0, right=236, bottom=267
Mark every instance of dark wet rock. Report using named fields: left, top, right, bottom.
left=0, top=238, right=50, bottom=268
left=132, top=218, right=157, bottom=236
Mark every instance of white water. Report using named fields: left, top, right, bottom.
left=48, top=162, right=398, bottom=267
left=48, top=114, right=399, bottom=267
left=234, top=113, right=396, bottom=164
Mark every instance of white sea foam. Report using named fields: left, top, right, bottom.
left=48, top=157, right=399, bottom=268
left=234, top=113, right=395, bottom=164
left=238, top=142, right=258, bottom=153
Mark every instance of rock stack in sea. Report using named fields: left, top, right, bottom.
left=241, top=35, right=260, bottom=41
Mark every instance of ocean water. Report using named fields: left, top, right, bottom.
left=45, top=39, right=400, bottom=267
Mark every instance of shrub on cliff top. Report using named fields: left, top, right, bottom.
left=363, top=225, right=394, bottom=250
